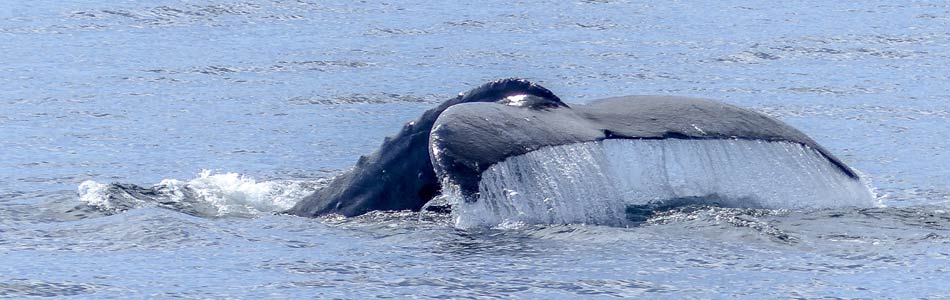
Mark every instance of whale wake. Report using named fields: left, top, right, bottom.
left=449, top=139, right=877, bottom=228
left=76, top=170, right=321, bottom=218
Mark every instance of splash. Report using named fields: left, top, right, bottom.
left=450, top=139, right=876, bottom=228
left=77, top=170, right=320, bottom=217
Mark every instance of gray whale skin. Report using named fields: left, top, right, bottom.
left=289, top=78, right=858, bottom=217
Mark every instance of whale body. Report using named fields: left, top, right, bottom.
left=289, top=79, right=866, bottom=218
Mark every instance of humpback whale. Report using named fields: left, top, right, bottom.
left=289, top=78, right=867, bottom=218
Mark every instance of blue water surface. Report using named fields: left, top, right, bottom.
left=2, top=1, right=949, bottom=299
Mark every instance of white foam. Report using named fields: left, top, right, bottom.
left=449, top=139, right=877, bottom=228
left=78, top=170, right=319, bottom=217
left=78, top=180, right=112, bottom=208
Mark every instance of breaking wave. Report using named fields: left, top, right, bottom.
left=449, top=139, right=877, bottom=228
left=76, top=170, right=321, bottom=218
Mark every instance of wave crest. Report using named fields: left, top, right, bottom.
left=77, top=170, right=321, bottom=218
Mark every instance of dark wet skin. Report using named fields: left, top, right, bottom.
left=288, top=78, right=859, bottom=217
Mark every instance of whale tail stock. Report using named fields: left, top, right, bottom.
left=288, top=78, right=562, bottom=217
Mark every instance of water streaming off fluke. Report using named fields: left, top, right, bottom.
left=449, top=139, right=877, bottom=228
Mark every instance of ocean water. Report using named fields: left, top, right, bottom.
left=2, top=1, right=950, bottom=299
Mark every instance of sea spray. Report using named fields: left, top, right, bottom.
left=78, top=170, right=320, bottom=217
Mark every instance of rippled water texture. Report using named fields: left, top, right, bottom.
left=2, top=1, right=950, bottom=299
